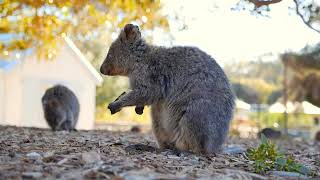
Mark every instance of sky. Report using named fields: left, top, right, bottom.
left=157, top=0, right=320, bottom=63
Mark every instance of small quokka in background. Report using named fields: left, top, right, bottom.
left=257, top=128, right=282, bottom=139
left=100, top=24, right=235, bottom=154
left=315, top=131, right=320, bottom=141
left=42, top=84, right=80, bottom=131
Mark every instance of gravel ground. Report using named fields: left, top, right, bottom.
left=0, top=125, right=319, bottom=180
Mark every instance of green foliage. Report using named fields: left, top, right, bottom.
left=283, top=43, right=320, bottom=106
left=224, top=59, right=283, bottom=85
left=225, top=59, right=283, bottom=104
left=247, top=135, right=278, bottom=173
left=238, top=78, right=275, bottom=103
left=96, top=77, right=129, bottom=107
left=253, top=111, right=314, bottom=130
left=247, top=135, right=313, bottom=175
left=0, top=0, right=169, bottom=122
left=267, top=89, right=282, bottom=104
left=96, top=105, right=151, bottom=124
left=231, top=82, right=259, bottom=104
left=95, top=77, right=152, bottom=124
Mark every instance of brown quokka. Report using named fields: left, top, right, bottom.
left=42, top=85, right=80, bottom=131
left=100, top=24, right=235, bottom=154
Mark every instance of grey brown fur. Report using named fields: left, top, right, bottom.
left=100, top=24, right=235, bottom=154
left=42, top=85, right=80, bottom=131
left=113, top=92, right=144, bottom=115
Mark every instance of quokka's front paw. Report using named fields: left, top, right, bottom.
left=108, top=102, right=122, bottom=114
left=115, top=92, right=126, bottom=101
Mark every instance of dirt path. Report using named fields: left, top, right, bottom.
left=0, top=126, right=319, bottom=179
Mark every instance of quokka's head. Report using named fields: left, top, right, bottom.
left=100, top=24, right=146, bottom=76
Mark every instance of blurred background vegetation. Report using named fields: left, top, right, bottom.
left=1, top=0, right=169, bottom=126
left=1, top=0, right=320, bottom=136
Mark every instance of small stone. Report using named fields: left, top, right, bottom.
left=26, top=152, right=42, bottom=160
left=8, top=151, right=15, bottom=158
left=223, top=146, right=245, bottom=155
left=22, top=172, right=42, bottom=178
left=43, top=151, right=55, bottom=158
left=60, top=170, right=82, bottom=179
left=81, top=151, right=101, bottom=164
left=123, top=175, right=150, bottom=180
left=269, top=171, right=309, bottom=179
left=167, top=155, right=181, bottom=159
left=57, top=158, right=68, bottom=165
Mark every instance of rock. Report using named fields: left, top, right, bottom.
left=0, top=155, right=11, bottom=162
left=123, top=175, right=150, bottom=180
left=223, top=146, right=245, bottom=155
left=167, top=155, right=181, bottom=159
left=43, top=151, right=55, bottom=158
left=8, top=151, right=16, bottom=158
left=198, top=175, right=234, bottom=180
left=81, top=151, right=101, bottom=164
left=57, top=158, right=68, bottom=165
left=22, top=172, right=42, bottom=179
left=59, top=170, right=83, bottom=179
left=269, top=171, right=309, bottom=179
left=26, top=152, right=42, bottom=160
left=120, top=169, right=180, bottom=180
left=257, top=128, right=281, bottom=139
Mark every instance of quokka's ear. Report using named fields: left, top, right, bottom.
left=121, top=24, right=141, bottom=42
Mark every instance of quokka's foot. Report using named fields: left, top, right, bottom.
left=161, top=147, right=192, bottom=157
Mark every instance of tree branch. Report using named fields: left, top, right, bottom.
left=249, top=0, right=282, bottom=8
left=293, top=0, right=320, bottom=34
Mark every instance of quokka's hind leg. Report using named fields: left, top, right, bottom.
left=152, top=115, right=172, bottom=149
left=174, top=108, right=228, bottom=154
left=173, top=117, right=205, bottom=154
left=151, top=103, right=172, bottom=150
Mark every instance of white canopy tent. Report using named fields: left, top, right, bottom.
left=300, top=101, right=320, bottom=115
left=235, top=99, right=251, bottom=110
left=269, top=101, right=296, bottom=113
left=269, top=101, right=320, bottom=114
